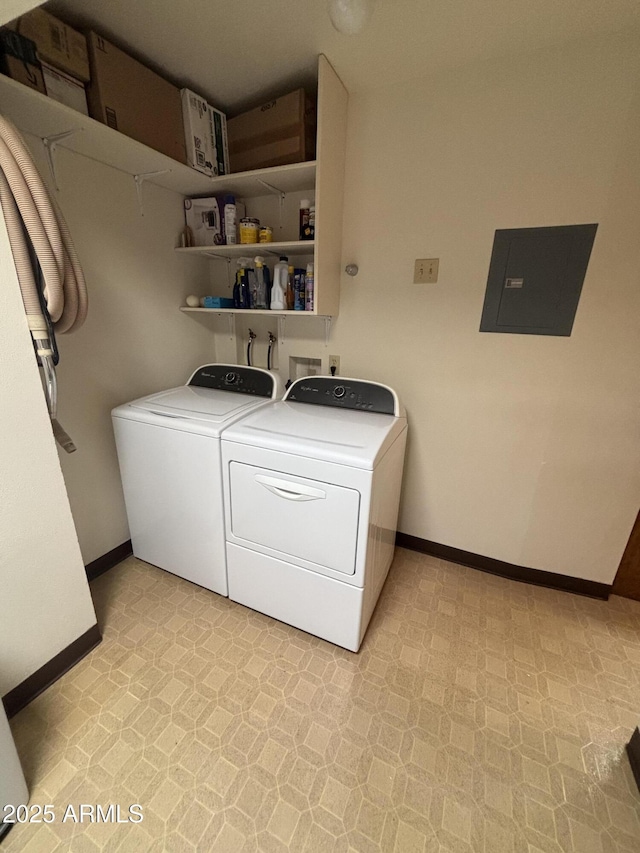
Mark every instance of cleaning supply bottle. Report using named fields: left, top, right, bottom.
left=286, top=264, right=295, bottom=310
left=253, top=257, right=268, bottom=309
left=232, top=269, right=241, bottom=308
left=247, top=266, right=258, bottom=308
left=305, top=262, right=314, bottom=311
left=270, top=256, right=288, bottom=310
left=264, top=263, right=272, bottom=307
left=299, top=199, right=311, bottom=240
left=235, top=258, right=251, bottom=308
left=294, top=267, right=305, bottom=311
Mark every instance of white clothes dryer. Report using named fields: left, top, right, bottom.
left=112, top=365, right=283, bottom=596
left=221, top=375, right=408, bottom=651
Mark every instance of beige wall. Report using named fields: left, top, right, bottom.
left=23, top=144, right=216, bottom=564
left=218, top=32, right=640, bottom=585
left=0, top=215, right=96, bottom=696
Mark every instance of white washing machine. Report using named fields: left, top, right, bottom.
left=112, top=364, right=283, bottom=595
left=221, top=375, right=408, bottom=651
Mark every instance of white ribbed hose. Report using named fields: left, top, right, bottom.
left=0, top=114, right=87, bottom=442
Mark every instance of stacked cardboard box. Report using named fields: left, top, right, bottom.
left=227, top=89, right=316, bottom=173
left=181, top=89, right=229, bottom=176
left=86, top=32, right=186, bottom=164
left=2, top=9, right=90, bottom=114
left=12, top=8, right=90, bottom=81
left=0, top=28, right=45, bottom=94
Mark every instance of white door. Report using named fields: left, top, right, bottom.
left=228, top=462, right=360, bottom=574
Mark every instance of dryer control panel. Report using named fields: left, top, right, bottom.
left=285, top=377, right=397, bottom=415
left=189, top=365, right=275, bottom=398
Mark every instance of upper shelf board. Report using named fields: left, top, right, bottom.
left=206, top=162, right=316, bottom=197
left=0, top=75, right=316, bottom=198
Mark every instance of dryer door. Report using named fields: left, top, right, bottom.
left=229, top=463, right=360, bottom=575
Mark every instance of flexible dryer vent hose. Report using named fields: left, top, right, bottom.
left=0, top=114, right=87, bottom=450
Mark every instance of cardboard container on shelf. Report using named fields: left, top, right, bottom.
left=42, top=62, right=88, bottom=115
left=184, top=196, right=246, bottom=247
left=0, top=28, right=46, bottom=94
left=210, top=105, right=229, bottom=176
left=227, top=89, right=316, bottom=173
left=9, top=8, right=89, bottom=82
left=87, top=33, right=186, bottom=164
left=181, top=88, right=215, bottom=176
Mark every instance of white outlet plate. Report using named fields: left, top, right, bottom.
left=414, top=258, right=439, bottom=283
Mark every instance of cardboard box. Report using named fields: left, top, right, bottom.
left=227, top=89, right=316, bottom=173
left=209, top=105, right=229, bottom=176
left=10, top=8, right=89, bottom=82
left=181, top=89, right=215, bottom=176
left=42, top=62, right=88, bottom=115
left=87, top=33, right=186, bottom=164
left=0, top=28, right=46, bottom=94
left=184, top=195, right=245, bottom=247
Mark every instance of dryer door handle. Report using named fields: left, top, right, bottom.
left=254, top=474, right=326, bottom=502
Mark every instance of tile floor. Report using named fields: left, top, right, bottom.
left=5, top=548, right=640, bottom=852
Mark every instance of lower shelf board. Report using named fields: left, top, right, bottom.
left=180, top=307, right=330, bottom=317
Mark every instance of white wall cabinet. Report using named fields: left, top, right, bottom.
left=178, top=55, right=348, bottom=318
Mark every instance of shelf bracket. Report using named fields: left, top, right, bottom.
left=254, top=178, right=287, bottom=230
left=256, top=178, right=286, bottom=197
left=42, top=129, right=81, bottom=190
left=278, top=315, right=286, bottom=345
left=224, top=313, right=235, bottom=340
left=134, top=170, right=171, bottom=216
left=324, top=316, right=332, bottom=346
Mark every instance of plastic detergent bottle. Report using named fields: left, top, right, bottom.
left=270, top=256, right=288, bottom=310
left=253, top=257, right=268, bottom=309
left=305, top=263, right=314, bottom=311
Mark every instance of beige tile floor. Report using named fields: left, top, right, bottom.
left=5, top=548, right=640, bottom=852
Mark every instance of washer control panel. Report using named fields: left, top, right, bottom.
left=189, top=365, right=275, bottom=398
left=285, top=377, right=396, bottom=415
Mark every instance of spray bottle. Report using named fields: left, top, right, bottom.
left=253, top=257, right=268, bottom=309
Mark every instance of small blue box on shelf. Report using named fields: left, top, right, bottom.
left=203, top=297, right=235, bottom=309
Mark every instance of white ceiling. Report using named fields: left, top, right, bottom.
left=46, top=0, right=640, bottom=113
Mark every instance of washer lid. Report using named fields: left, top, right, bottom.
left=222, top=400, right=407, bottom=469
left=113, top=386, right=270, bottom=437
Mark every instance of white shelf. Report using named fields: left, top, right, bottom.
left=0, top=75, right=315, bottom=198
left=207, top=162, right=316, bottom=197
left=176, top=241, right=314, bottom=259
left=181, top=307, right=327, bottom=317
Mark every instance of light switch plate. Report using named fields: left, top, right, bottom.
left=414, top=258, right=439, bottom=283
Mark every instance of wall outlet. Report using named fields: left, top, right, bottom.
left=414, top=258, right=439, bottom=283
left=329, top=355, right=340, bottom=375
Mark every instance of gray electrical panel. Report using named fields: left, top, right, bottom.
left=480, top=224, right=597, bottom=336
